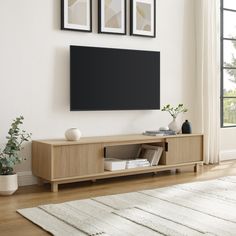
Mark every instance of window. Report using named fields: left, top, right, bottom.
left=221, top=0, right=236, bottom=127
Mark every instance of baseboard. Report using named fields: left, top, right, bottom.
left=17, top=171, right=38, bottom=186
left=220, top=149, right=236, bottom=161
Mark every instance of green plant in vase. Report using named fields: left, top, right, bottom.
left=0, top=116, right=31, bottom=195
left=162, top=104, right=188, bottom=133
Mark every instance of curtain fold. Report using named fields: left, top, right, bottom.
left=195, top=0, right=221, bottom=164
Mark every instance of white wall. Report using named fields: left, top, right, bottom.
left=0, top=0, right=196, bottom=178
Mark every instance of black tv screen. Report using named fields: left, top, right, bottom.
left=70, top=46, right=160, bottom=111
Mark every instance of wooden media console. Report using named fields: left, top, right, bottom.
left=32, top=134, right=203, bottom=192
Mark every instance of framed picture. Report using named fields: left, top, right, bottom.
left=130, top=0, right=156, bottom=37
left=61, top=0, right=92, bottom=32
left=98, top=0, right=126, bottom=35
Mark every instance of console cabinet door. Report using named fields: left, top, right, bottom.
left=52, top=144, right=104, bottom=179
left=165, top=136, right=203, bottom=165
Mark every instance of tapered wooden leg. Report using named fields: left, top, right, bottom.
left=194, top=164, right=199, bottom=173
left=51, top=183, right=58, bottom=192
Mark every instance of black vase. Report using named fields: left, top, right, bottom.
left=182, top=120, right=192, bottom=134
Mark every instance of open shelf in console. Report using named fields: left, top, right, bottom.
left=103, top=142, right=166, bottom=171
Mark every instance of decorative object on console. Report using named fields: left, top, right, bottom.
left=162, top=104, right=188, bottom=133
left=98, top=0, right=126, bottom=35
left=0, top=116, right=31, bottom=195
left=65, top=128, right=82, bottom=141
left=130, top=0, right=156, bottom=37
left=61, top=0, right=92, bottom=32
left=182, top=120, right=192, bottom=134
left=168, top=118, right=180, bottom=134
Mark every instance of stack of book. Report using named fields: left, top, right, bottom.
left=125, top=159, right=150, bottom=169
left=138, top=144, right=163, bottom=166
left=104, top=158, right=127, bottom=171
left=143, top=130, right=176, bottom=136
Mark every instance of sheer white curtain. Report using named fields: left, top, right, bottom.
left=195, top=0, right=221, bottom=164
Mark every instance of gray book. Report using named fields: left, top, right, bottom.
left=138, top=144, right=163, bottom=166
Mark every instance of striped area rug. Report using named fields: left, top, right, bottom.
left=18, top=176, right=236, bottom=236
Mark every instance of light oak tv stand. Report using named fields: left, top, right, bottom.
left=32, top=134, right=203, bottom=192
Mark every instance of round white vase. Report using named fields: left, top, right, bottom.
left=0, top=174, right=18, bottom=195
left=168, top=118, right=180, bottom=133
left=65, top=128, right=82, bottom=141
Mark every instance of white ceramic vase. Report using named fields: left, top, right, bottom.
left=65, top=128, right=82, bottom=141
left=168, top=118, right=180, bottom=133
left=0, top=174, right=18, bottom=195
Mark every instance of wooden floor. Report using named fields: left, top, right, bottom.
left=0, top=161, right=236, bottom=236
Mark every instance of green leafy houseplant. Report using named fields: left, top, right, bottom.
left=161, top=104, right=188, bottom=119
left=0, top=116, right=31, bottom=175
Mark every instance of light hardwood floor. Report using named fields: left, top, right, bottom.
left=1, top=161, right=236, bottom=236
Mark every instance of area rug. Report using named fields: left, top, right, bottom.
left=17, top=176, right=236, bottom=236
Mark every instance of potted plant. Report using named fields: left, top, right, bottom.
left=162, top=104, right=188, bottom=133
left=0, top=116, right=31, bottom=195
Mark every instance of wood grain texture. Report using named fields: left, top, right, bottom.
left=1, top=161, right=236, bottom=236
left=53, top=144, right=103, bottom=179
left=32, top=141, right=52, bottom=180
left=165, top=136, right=203, bottom=165
left=53, top=162, right=203, bottom=184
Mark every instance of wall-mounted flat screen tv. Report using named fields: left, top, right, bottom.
left=70, top=45, right=160, bottom=111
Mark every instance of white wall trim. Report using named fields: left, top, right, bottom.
left=220, top=149, right=236, bottom=161
left=17, top=171, right=37, bottom=186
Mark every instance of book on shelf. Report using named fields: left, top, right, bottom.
left=126, top=159, right=150, bottom=169
left=152, top=147, right=163, bottom=166
left=104, top=158, right=126, bottom=171
left=126, top=163, right=150, bottom=169
left=104, top=144, right=163, bottom=171
left=126, top=158, right=149, bottom=163
left=143, top=130, right=176, bottom=136
left=104, top=158, right=151, bottom=171
left=138, top=144, right=163, bottom=166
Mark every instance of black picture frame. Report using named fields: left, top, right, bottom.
left=130, top=0, right=156, bottom=38
left=61, top=0, right=92, bottom=32
left=98, top=0, right=127, bottom=35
